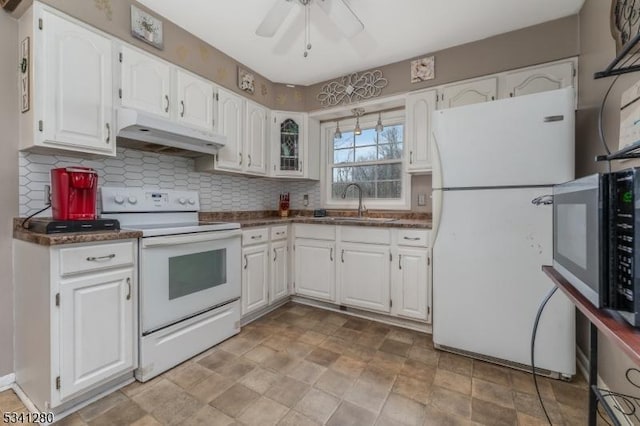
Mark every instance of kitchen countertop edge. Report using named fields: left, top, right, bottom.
left=233, top=217, right=432, bottom=229
left=13, top=228, right=143, bottom=246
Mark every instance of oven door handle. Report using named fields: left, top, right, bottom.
left=142, top=229, right=242, bottom=248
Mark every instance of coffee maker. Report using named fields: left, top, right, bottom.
left=50, top=167, right=98, bottom=220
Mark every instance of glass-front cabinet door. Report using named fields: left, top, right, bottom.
left=272, top=111, right=306, bottom=177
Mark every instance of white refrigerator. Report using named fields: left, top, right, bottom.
left=431, top=87, right=576, bottom=378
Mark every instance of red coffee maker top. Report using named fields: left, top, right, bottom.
left=50, top=167, right=98, bottom=221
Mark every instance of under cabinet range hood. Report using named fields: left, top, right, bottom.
left=116, top=108, right=226, bottom=157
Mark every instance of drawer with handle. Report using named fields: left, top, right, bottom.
left=270, top=225, right=288, bottom=241
left=59, top=241, right=135, bottom=276
left=243, top=227, right=269, bottom=246
left=397, top=229, right=430, bottom=247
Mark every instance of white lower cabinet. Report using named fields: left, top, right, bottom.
left=270, top=239, right=288, bottom=302
left=294, top=238, right=336, bottom=301
left=293, top=224, right=432, bottom=324
left=241, top=226, right=290, bottom=317
left=338, top=243, right=390, bottom=313
left=393, top=248, right=431, bottom=321
left=241, top=243, right=269, bottom=315
left=59, top=269, right=135, bottom=400
left=14, top=239, right=137, bottom=411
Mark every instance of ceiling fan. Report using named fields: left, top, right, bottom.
left=256, top=0, right=364, bottom=57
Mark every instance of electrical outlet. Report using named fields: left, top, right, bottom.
left=417, top=193, right=426, bottom=206
left=303, top=194, right=309, bottom=207
left=44, top=184, right=51, bottom=206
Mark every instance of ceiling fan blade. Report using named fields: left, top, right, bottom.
left=256, top=0, right=295, bottom=37
left=317, top=0, right=364, bottom=39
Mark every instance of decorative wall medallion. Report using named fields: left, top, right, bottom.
left=611, top=0, right=640, bottom=53
left=238, top=67, right=255, bottom=94
left=261, top=84, right=268, bottom=97
left=411, top=56, right=435, bottom=83
left=20, top=37, right=29, bottom=113
left=131, top=5, right=164, bottom=50
left=316, top=70, right=388, bottom=107
left=93, top=0, right=113, bottom=21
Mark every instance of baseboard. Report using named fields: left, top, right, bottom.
left=11, top=384, right=39, bottom=418
left=576, top=346, right=589, bottom=382
left=0, top=373, right=15, bottom=391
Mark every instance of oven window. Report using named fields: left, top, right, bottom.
left=168, top=249, right=227, bottom=300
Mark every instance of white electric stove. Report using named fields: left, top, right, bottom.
left=101, top=187, right=242, bottom=382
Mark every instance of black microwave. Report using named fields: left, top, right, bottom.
left=553, top=169, right=640, bottom=327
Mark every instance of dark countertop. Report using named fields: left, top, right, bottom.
left=13, top=219, right=142, bottom=246
left=231, top=216, right=432, bottom=229
left=199, top=210, right=432, bottom=229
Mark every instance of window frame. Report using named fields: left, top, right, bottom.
left=320, top=110, right=410, bottom=210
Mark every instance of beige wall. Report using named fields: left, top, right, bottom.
left=13, top=0, right=307, bottom=112
left=304, top=15, right=580, bottom=111
left=577, top=0, right=640, bottom=393
left=0, top=11, right=19, bottom=377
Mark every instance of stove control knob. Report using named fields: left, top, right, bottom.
left=188, top=198, right=196, bottom=205
left=114, top=195, right=125, bottom=205
left=178, top=197, right=187, bottom=205
left=128, top=196, right=138, bottom=205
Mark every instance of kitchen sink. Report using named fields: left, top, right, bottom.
left=307, top=216, right=398, bottom=223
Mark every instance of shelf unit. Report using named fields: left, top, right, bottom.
left=594, top=32, right=640, bottom=80
left=596, top=139, right=640, bottom=162
left=543, top=266, right=640, bottom=426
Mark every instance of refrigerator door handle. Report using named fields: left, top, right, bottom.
left=531, top=194, right=554, bottom=206
left=431, top=128, right=444, bottom=247
left=543, top=115, right=564, bottom=123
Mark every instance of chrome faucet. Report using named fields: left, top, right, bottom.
left=341, top=183, right=366, bottom=217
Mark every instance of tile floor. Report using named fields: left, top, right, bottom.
left=1, top=302, right=592, bottom=425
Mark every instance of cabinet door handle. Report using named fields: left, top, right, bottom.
left=341, top=249, right=345, bottom=263
left=126, top=277, right=131, bottom=300
left=251, top=235, right=262, bottom=240
left=239, top=153, right=243, bottom=165
left=409, top=151, right=413, bottom=164
left=398, top=254, right=402, bottom=269
left=330, top=248, right=333, bottom=261
left=273, top=248, right=277, bottom=262
left=300, top=161, right=303, bottom=174
left=106, top=123, right=111, bottom=144
left=244, top=254, right=248, bottom=269
left=86, top=254, right=116, bottom=262
left=248, top=154, right=252, bottom=167
left=164, top=95, right=170, bottom=112
left=403, top=236, right=421, bottom=241
left=180, top=100, right=185, bottom=117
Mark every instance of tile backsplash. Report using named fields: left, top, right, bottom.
left=19, top=147, right=321, bottom=216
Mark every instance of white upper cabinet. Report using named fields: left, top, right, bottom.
left=245, top=100, right=269, bottom=175
left=20, top=5, right=115, bottom=156
left=503, top=61, right=575, bottom=98
left=405, top=89, right=437, bottom=173
left=120, top=45, right=171, bottom=118
left=439, top=77, right=498, bottom=109
left=214, top=88, right=245, bottom=172
left=271, top=111, right=306, bottom=178
left=174, top=69, right=215, bottom=131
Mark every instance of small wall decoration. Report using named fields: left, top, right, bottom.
left=610, top=0, right=640, bottom=54
left=238, top=67, right=255, bottom=94
left=131, top=5, right=163, bottom=50
left=20, top=37, right=29, bottom=113
left=316, top=70, right=388, bottom=107
left=411, top=56, right=435, bottom=83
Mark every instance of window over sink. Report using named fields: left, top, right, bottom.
left=321, top=110, right=410, bottom=210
